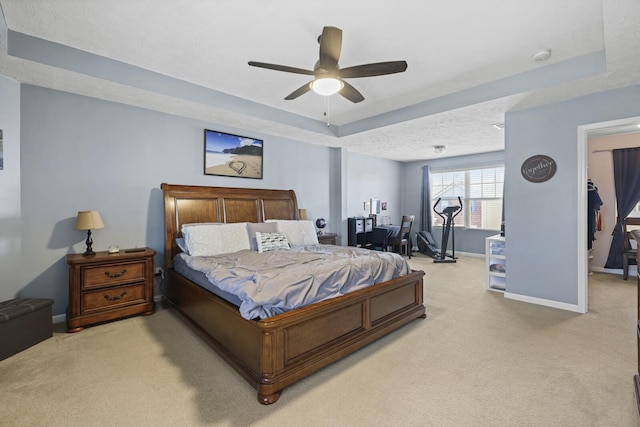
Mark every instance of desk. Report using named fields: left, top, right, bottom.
left=372, top=225, right=400, bottom=251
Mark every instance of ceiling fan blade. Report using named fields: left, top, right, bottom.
left=248, top=61, right=314, bottom=76
left=339, top=61, right=408, bottom=78
left=339, top=80, right=365, bottom=103
left=318, top=26, right=342, bottom=71
left=284, top=81, right=313, bottom=100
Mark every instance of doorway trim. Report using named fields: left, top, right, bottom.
left=577, top=115, right=640, bottom=313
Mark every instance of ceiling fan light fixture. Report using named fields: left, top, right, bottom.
left=249, top=27, right=407, bottom=103
left=311, top=78, right=343, bottom=96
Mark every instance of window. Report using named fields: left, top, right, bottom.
left=431, top=166, right=504, bottom=230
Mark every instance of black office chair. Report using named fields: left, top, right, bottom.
left=370, top=227, right=389, bottom=251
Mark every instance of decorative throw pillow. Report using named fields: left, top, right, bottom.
left=266, top=220, right=319, bottom=246
left=182, top=222, right=250, bottom=256
left=256, top=232, right=290, bottom=253
left=247, top=222, right=278, bottom=251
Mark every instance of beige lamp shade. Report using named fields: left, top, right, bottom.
left=298, top=209, right=309, bottom=220
left=74, top=211, right=105, bottom=230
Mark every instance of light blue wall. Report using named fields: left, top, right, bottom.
left=0, top=75, right=21, bottom=298
left=505, top=84, right=640, bottom=305
left=7, top=81, right=640, bottom=317
left=402, top=151, right=505, bottom=254
left=340, top=151, right=404, bottom=243
left=14, top=85, right=403, bottom=315
left=346, top=151, right=403, bottom=219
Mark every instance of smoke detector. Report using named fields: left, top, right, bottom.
left=433, top=145, right=446, bottom=154
left=532, top=49, right=551, bottom=61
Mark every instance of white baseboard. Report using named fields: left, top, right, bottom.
left=504, top=292, right=585, bottom=313
left=455, top=251, right=484, bottom=258
left=589, top=266, right=636, bottom=276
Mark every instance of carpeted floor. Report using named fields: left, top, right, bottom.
left=1, top=254, right=638, bottom=426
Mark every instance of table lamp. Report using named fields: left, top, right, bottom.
left=74, top=210, right=105, bottom=255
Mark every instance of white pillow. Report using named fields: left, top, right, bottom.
left=266, top=220, right=319, bottom=246
left=256, top=232, right=290, bottom=253
left=181, top=222, right=223, bottom=236
left=182, top=222, right=250, bottom=256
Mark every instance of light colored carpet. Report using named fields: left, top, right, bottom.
left=1, top=254, right=638, bottom=426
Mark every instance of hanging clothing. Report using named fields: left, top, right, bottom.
left=588, top=180, right=603, bottom=249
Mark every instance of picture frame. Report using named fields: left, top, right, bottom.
left=369, top=198, right=381, bottom=215
left=204, top=129, right=263, bottom=179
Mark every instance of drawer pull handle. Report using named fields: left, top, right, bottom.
left=104, top=291, right=127, bottom=301
left=104, top=269, right=127, bottom=278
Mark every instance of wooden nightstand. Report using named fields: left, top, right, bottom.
left=318, top=233, right=338, bottom=245
left=66, top=247, right=156, bottom=333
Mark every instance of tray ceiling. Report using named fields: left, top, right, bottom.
left=0, top=0, right=639, bottom=161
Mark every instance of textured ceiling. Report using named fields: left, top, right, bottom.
left=0, top=0, right=639, bottom=161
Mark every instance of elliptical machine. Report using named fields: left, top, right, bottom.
left=432, top=197, right=462, bottom=263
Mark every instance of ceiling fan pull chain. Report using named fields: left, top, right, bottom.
left=325, top=97, right=330, bottom=126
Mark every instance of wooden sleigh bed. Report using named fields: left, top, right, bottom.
left=161, top=183, right=426, bottom=404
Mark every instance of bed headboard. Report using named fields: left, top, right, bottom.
left=161, top=183, right=299, bottom=268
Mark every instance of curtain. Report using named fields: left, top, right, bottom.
left=501, top=183, right=505, bottom=236
left=420, top=165, right=432, bottom=232
left=604, top=147, right=640, bottom=268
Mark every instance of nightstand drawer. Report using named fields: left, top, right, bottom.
left=82, top=283, right=146, bottom=313
left=81, top=261, right=146, bottom=289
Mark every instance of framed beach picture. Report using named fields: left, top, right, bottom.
left=204, top=129, right=263, bottom=179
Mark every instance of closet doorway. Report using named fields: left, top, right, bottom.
left=577, top=116, right=640, bottom=313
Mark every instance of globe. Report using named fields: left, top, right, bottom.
left=315, top=218, right=327, bottom=235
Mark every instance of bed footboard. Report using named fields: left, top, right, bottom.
left=165, top=268, right=425, bottom=404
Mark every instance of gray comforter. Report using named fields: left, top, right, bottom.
left=182, top=245, right=412, bottom=319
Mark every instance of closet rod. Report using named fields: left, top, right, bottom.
left=592, top=149, right=613, bottom=153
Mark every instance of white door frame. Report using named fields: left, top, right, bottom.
left=577, top=116, right=640, bottom=313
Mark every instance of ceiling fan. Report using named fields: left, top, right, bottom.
left=248, top=26, right=407, bottom=103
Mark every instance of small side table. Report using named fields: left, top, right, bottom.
left=66, top=247, right=156, bottom=332
left=318, top=233, right=338, bottom=245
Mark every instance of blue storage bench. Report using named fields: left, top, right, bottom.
left=0, top=298, right=53, bottom=361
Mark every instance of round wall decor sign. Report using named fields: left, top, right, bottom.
left=521, top=155, right=557, bottom=183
